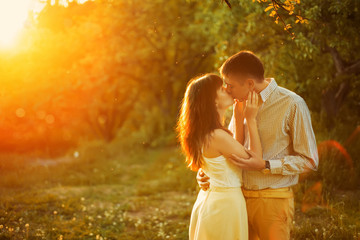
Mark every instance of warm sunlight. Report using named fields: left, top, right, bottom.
left=0, top=0, right=32, bottom=46
left=0, top=0, right=358, bottom=239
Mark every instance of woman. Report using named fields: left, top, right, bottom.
left=176, top=74, right=262, bottom=240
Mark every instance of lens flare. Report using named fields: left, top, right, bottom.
left=317, top=140, right=353, bottom=169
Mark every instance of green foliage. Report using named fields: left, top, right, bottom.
left=0, top=0, right=236, bottom=153
left=1, top=0, right=358, bottom=156
left=215, top=0, right=360, bottom=193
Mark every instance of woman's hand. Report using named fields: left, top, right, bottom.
left=233, top=99, right=245, bottom=121
left=244, top=91, right=259, bottom=121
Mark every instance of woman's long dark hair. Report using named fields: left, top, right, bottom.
left=176, top=74, right=232, bottom=171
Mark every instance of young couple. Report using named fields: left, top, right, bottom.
left=177, top=51, right=319, bottom=240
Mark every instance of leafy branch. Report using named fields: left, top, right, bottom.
left=222, top=0, right=309, bottom=39
left=258, top=0, right=309, bottom=39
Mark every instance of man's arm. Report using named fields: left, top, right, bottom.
left=228, top=97, right=319, bottom=173
left=269, top=98, right=319, bottom=175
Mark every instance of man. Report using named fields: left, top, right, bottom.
left=197, top=51, right=319, bottom=240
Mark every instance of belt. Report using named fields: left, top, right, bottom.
left=241, top=187, right=294, bottom=198
left=206, top=186, right=242, bottom=192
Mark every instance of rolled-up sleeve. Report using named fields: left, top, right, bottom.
left=270, top=98, right=319, bottom=175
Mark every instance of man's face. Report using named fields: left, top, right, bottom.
left=223, top=74, right=253, bottom=102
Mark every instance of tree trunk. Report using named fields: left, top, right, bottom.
left=322, top=46, right=359, bottom=129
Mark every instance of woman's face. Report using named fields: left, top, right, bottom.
left=215, top=86, right=234, bottom=110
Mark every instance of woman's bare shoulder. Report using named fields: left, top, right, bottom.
left=211, top=128, right=248, bottom=158
left=209, top=129, right=234, bottom=148
left=203, top=129, right=231, bottom=157
left=212, top=129, right=233, bottom=140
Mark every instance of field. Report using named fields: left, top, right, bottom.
left=0, top=142, right=359, bottom=240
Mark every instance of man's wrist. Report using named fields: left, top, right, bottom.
left=268, top=159, right=283, bottom=174
left=261, top=160, right=270, bottom=174
left=264, top=160, right=270, bottom=169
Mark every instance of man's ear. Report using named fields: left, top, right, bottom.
left=247, top=78, right=255, bottom=90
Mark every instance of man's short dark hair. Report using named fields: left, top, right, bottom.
left=219, top=51, right=264, bottom=81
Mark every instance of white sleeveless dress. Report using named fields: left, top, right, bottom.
left=189, top=154, right=248, bottom=240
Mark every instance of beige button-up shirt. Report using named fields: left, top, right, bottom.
left=228, top=78, right=319, bottom=190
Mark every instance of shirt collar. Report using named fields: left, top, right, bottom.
left=259, top=78, right=277, bottom=102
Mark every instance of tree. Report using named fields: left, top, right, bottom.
left=217, top=0, right=360, bottom=129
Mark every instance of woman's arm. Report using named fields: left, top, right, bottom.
left=225, top=91, right=264, bottom=171
left=211, top=129, right=250, bottom=160
left=198, top=129, right=248, bottom=190
left=233, top=100, right=245, bottom=145
left=245, top=91, right=262, bottom=157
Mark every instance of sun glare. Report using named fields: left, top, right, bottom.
left=0, top=0, right=32, bottom=47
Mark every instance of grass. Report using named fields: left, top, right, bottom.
left=0, top=141, right=359, bottom=239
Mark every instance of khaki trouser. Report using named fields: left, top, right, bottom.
left=242, top=187, right=295, bottom=240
